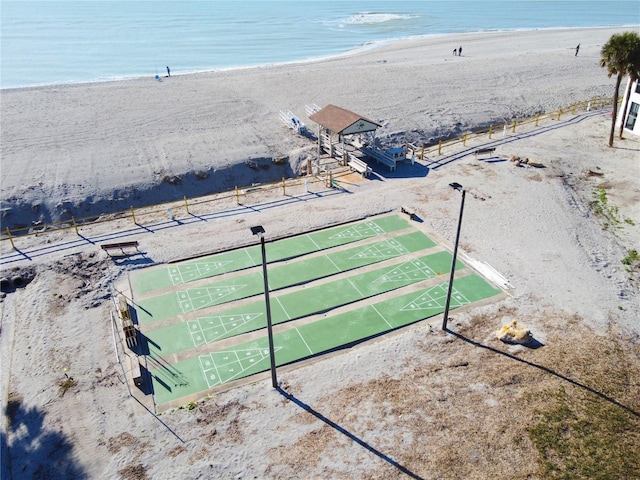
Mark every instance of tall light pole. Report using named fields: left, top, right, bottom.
left=250, top=225, right=278, bottom=388
left=442, top=182, right=466, bottom=331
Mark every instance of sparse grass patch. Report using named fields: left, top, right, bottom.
left=622, top=249, right=640, bottom=282
left=590, top=187, right=619, bottom=229
left=525, top=334, right=640, bottom=479
left=622, top=249, right=639, bottom=266
left=590, top=186, right=635, bottom=231
left=527, top=385, right=640, bottom=479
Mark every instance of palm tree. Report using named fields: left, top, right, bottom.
left=599, top=31, right=640, bottom=147
left=618, top=38, right=640, bottom=138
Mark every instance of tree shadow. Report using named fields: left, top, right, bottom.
left=446, top=328, right=639, bottom=418
left=277, top=386, right=424, bottom=479
left=3, top=395, right=87, bottom=479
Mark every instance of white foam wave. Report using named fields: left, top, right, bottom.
left=340, top=12, right=416, bottom=27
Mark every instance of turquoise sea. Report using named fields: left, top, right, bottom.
left=1, top=0, right=638, bottom=89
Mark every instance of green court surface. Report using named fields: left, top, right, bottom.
left=127, top=214, right=505, bottom=408
left=150, top=274, right=501, bottom=406
left=131, top=215, right=413, bottom=294
left=133, top=230, right=434, bottom=323
left=143, top=250, right=462, bottom=356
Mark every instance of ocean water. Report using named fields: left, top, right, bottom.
left=1, top=0, right=637, bottom=89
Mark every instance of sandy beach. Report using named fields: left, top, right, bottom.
left=0, top=26, right=632, bottom=230
left=1, top=27, right=640, bottom=479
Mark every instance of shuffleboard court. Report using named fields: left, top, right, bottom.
left=131, top=214, right=413, bottom=294
left=142, top=250, right=462, bottom=356
left=134, top=230, right=435, bottom=324
left=124, top=214, right=507, bottom=410
left=149, top=273, right=502, bottom=405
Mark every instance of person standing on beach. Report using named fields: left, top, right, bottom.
left=458, top=46, right=462, bottom=56
left=166, top=66, right=171, bottom=77
left=453, top=48, right=457, bottom=56
left=575, top=44, right=580, bottom=56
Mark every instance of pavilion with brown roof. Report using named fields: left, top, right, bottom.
left=309, top=104, right=381, bottom=136
left=308, top=104, right=381, bottom=160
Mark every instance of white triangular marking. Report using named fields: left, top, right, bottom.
left=199, top=346, right=284, bottom=387
left=168, top=261, right=233, bottom=285
left=187, top=313, right=263, bottom=346
left=177, top=284, right=247, bottom=313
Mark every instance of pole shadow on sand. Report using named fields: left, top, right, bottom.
left=445, top=328, right=639, bottom=419
left=277, top=386, right=425, bottom=479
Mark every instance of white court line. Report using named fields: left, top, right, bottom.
left=296, top=328, right=314, bottom=354
left=307, top=234, right=321, bottom=250
left=199, top=357, right=211, bottom=386
left=455, top=289, right=472, bottom=306
left=200, top=355, right=222, bottom=388
left=325, top=254, right=342, bottom=272
left=347, top=278, right=365, bottom=298
left=243, top=247, right=257, bottom=265
left=187, top=322, right=205, bottom=347
left=371, top=305, right=393, bottom=329
left=211, top=355, right=223, bottom=387
left=169, top=267, right=184, bottom=285
left=274, top=296, right=292, bottom=320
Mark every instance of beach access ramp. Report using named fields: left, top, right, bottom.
left=359, top=146, right=399, bottom=171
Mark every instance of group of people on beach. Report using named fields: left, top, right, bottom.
left=453, top=46, right=462, bottom=56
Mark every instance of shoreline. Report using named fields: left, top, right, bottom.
left=1, top=25, right=634, bottom=92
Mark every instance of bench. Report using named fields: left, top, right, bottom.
left=101, top=241, right=140, bottom=257
left=127, top=354, right=143, bottom=387
left=474, top=147, right=496, bottom=158
left=117, top=295, right=138, bottom=348
left=401, top=206, right=417, bottom=220
left=348, top=158, right=372, bottom=177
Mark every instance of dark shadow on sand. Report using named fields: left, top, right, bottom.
left=3, top=394, right=88, bottom=479
left=367, top=159, right=430, bottom=180
left=277, top=387, right=424, bottom=479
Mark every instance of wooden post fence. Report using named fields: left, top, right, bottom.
left=6, top=227, right=15, bottom=250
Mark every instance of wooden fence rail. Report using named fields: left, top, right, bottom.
left=1, top=96, right=615, bottom=249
